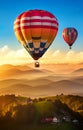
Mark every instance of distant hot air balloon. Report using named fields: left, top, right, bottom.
left=62, top=28, right=78, bottom=49
left=14, top=9, right=58, bottom=67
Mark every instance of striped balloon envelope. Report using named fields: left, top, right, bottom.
left=62, top=28, right=78, bottom=49
left=14, top=9, right=58, bottom=61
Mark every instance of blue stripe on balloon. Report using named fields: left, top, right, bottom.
left=25, top=42, right=48, bottom=59
left=34, top=48, right=39, bottom=51
left=28, top=43, right=33, bottom=48
left=40, top=42, right=46, bottom=48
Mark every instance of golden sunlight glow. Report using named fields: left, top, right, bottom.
left=0, top=45, right=83, bottom=65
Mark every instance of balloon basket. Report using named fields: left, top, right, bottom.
left=69, top=46, right=72, bottom=49
left=35, top=61, right=40, bottom=68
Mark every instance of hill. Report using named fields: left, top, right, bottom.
left=0, top=94, right=82, bottom=130
left=71, top=76, right=83, bottom=85
left=72, top=68, right=83, bottom=75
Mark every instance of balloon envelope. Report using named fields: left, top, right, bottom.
left=62, top=28, right=78, bottom=49
left=14, top=9, right=58, bottom=60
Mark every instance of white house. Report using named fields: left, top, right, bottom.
left=52, top=117, right=60, bottom=123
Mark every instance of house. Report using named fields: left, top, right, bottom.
left=41, top=117, right=53, bottom=123
left=52, top=117, right=60, bottom=123
left=41, top=116, right=61, bottom=124
left=72, top=119, right=79, bottom=124
left=63, top=116, right=71, bottom=122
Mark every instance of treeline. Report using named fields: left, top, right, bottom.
left=45, top=94, right=83, bottom=116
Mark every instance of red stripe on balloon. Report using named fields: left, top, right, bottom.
left=14, top=26, right=58, bottom=32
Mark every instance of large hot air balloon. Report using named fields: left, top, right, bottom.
left=14, top=9, right=58, bottom=67
left=62, top=27, right=78, bottom=49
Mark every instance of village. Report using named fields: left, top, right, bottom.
left=40, top=112, right=79, bottom=125
left=26, top=96, right=80, bottom=127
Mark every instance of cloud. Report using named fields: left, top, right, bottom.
left=0, top=45, right=32, bottom=65
left=41, top=49, right=83, bottom=64
left=0, top=45, right=83, bottom=65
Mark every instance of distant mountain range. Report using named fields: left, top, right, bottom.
left=0, top=64, right=53, bottom=79
left=0, top=78, right=83, bottom=98
left=0, top=64, right=83, bottom=97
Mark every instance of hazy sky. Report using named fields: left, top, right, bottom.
left=0, top=0, right=83, bottom=65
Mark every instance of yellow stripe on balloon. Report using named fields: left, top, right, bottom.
left=21, top=28, right=32, bottom=44
left=41, top=28, right=51, bottom=42
left=31, top=28, right=41, bottom=45
left=47, top=29, right=58, bottom=45
left=15, top=31, right=26, bottom=45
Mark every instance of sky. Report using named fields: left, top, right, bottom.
left=0, top=0, right=83, bottom=65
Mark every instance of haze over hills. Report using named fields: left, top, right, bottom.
left=71, top=77, right=83, bottom=85
left=0, top=64, right=31, bottom=71
left=0, top=64, right=83, bottom=97
left=72, top=68, right=83, bottom=75
left=0, top=64, right=54, bottom=79
left=0, top=78, right=83, bottom=98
